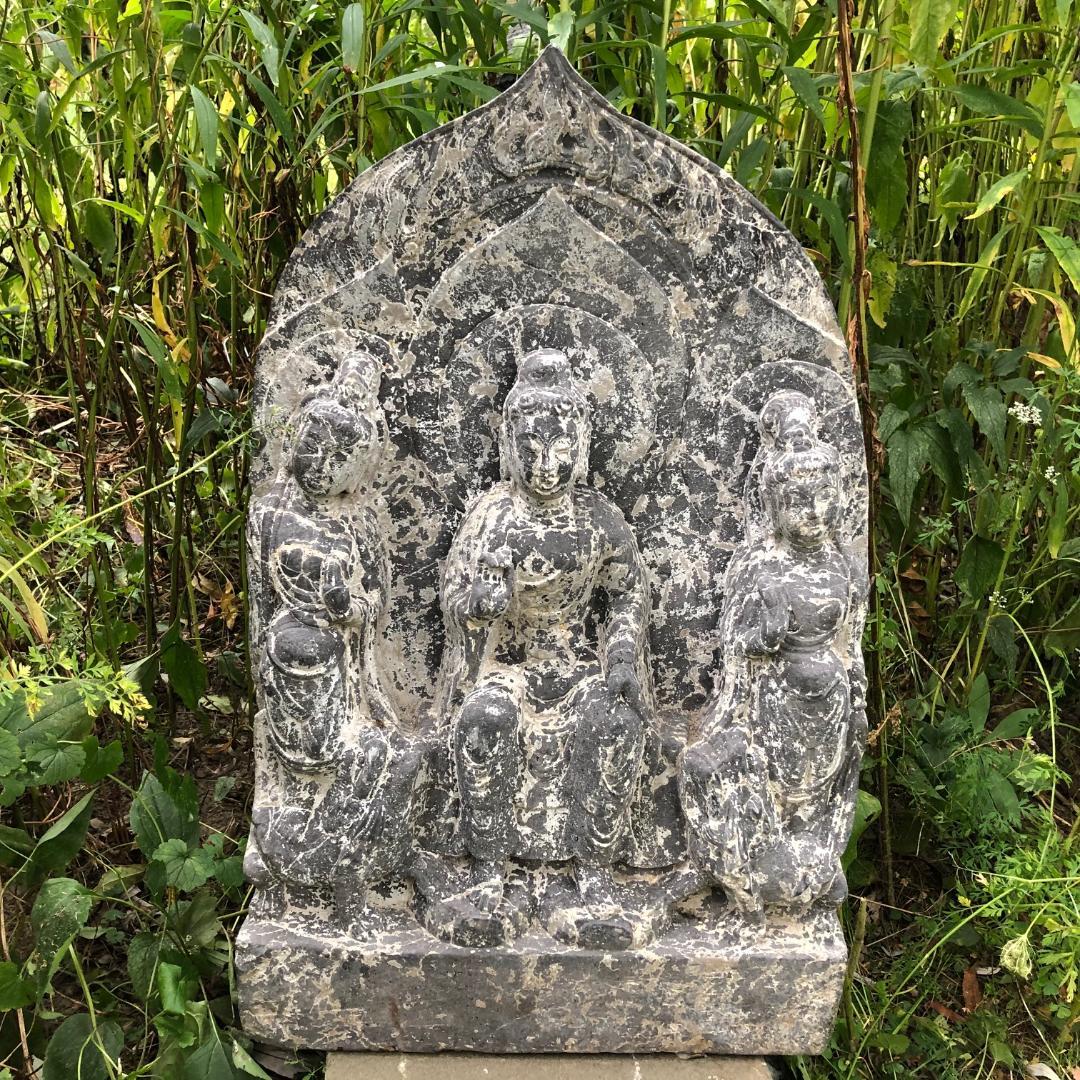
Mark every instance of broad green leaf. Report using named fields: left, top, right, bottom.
left=127, top=931, right=161, bottom=1002
left=30, top=877, right=92, bottom=991
left=1, top=681, right=96, bottom=751
left=1047, top=478, right=1068, bottom=558
left=160, top=623, right=207, bottom=710
left=0, top=824, right=34, bottom=868
left=231, top=1038, right=274, bottom=1079
left=130, top=771, right=200, bottom=858
left=157, top=960, right=196, bottom=1015
left=985, top=769, right=1021, bottom=823
left=790, top=187, right=850, bottom=273
left=961, top=382, right=1006, bottom=460
left=190, top=86, right=219, bottom=169
left=933, top=151, right=972, bottom=230
left=154, top=838, right=215, bottom=891
left=80, top=736, right=124, bottom=784
left=183, top=1035, right=240, bottom=1080
left=1035, top=225, right=1080, bottom=298
left=992, top=708, right=1038, bottom=741
left=841, top=789, right=881, bottom=872
left=36, top=30, right=77, bottom=75
left=0, top=962, right=34, bottom=1011
left=214, top=855, right=245, bottom=890
left=28, top=741, right=86, bottom=786
left=171, top=891, right=223, bottom=951
left=967, top=672, right=990, bottom=732
left=868, top=250, right=898, bottom=327
left=0, top=729, right=20, bottom=777
left=342, top=4, right=365, bottom=73
left=947, top=85, right=1043, bottom=138
left=82, top=201, right=116, bottom=258
left=783, top=65, right=824, bottom=123
left=909, top=0, right=953, bottom=65
left=42, top=1013, right=124, bottom=1080
left=1066, top=81, right=1080, bottom=129
left=967, top=169, right=1028, bottom=220
left=29, top=792, right=93, bottom=877
left=34, top=91, right=52, bottom=145
left=239, top=10, right=281, bottom=87
left=885, top=426, right=928, bottom=526
left=956, top=535, right=1006, bottom=599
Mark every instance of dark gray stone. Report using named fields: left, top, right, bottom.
left=240, top=899, right=843, bottom=1054
left=238, top=45, right=867, bottom=1054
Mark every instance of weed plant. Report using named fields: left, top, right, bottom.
left=0, top=0, right=1078, bottom=1077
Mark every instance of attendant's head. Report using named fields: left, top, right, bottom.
left=289, top=352, right=387, bottom=498
left=760, top=391, right=840, bottom=550
left=502, top=349, right=591, bottom=502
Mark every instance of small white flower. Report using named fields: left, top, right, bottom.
left=1044, top=465, right=1059, bottom=483
left=989, top=591, right=1005, bottom=608
left=1008, top=401, right=1042, bottom=427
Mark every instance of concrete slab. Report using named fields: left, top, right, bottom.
left=325, top=1053, right=777, bottom=1080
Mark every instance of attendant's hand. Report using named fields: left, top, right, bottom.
left=467, top=547, right=513, bottom=620
left=757, top=582, right=789, bottom=652
left=322, top=558, right=353, bottom=620
left=607, top=661, right=645, bottom=717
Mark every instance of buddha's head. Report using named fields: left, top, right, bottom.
left=502, top=349, right=591, bottom=502
left=759, top=391, right=841, bottom=550
left=289, top=352, right=387, bottom=498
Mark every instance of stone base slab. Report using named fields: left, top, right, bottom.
left=237, top=906, right=844, bottom=1055
left=325, top=1053, right=778, bottom=1080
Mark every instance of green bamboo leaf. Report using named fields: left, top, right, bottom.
left=189, top=85, right=219, bottom=169
left=33, top=91, right=52, bottom=144
left=1035, top=225, right=1080, bottom=298
left=908, top=0, right=954, bottom=66
left=790, top=187, right=851, bottom=273
left=239, top=9, right=281, bottom=87
left=967, top=169, right=1028, bottom=219
left=342, top=3, right=365, bottom=73
left=36, top=30, right=76, bottom=75
left=957, top=223, right=1012, bottom=319
left=242, top=70, right=296, bottom=155
left=548, top=1, right=575, bottom=54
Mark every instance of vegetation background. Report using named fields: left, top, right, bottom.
left=0, top=0, right=1078, bottom=1076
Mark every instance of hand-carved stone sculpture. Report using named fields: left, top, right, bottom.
left=238, top=46, right=869, bottom=1056
left=423, top=348, right=678, bottom=949
left=244, top=354, right=420, bottom=930
left=680, top=390, right=867, bottom=919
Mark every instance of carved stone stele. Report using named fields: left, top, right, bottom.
left=238, top=47, right=868, bottom=1055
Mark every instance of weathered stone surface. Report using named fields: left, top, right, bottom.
left=325, top=1052, right=778, bottom=1079
left=238, top=44, right=867, bottom=1056
left=240, top=900, right=842, bottom=1054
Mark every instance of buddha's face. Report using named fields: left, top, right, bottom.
left=507, top=407, right=586, bottom=501
left=291, top=405, right=382, bottom=498
left=768, top=466, right=841, bottom=549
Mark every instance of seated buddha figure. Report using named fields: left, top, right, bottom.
left=431, top=348, right=659, bottom=948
